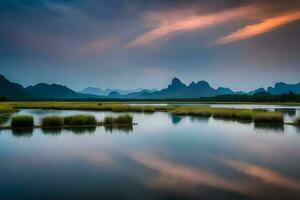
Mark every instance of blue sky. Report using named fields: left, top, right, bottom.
left=0, top=0, right=300, bottom=91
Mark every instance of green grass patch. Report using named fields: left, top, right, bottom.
left=63, top=115, right=97, bottom=126
left=11, top=115, right=34, bottom=128
left=253, top=112, right=283, bottom=124
left=41, top=116, right=64, bottom=127
left=103, top=116, right=114, bottom=125
left=236, top=111, right=254, bottom=121
left=103, top=114, right=133, bottom=125
left=294, top=117, right=300, bottom=125
left=114, top=114, right=133, bottom=124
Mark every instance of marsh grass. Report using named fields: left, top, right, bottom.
left=103, top=114, right=133, bottom=125
left=114, top=114, right=133, bottom=124
left=236, top=111, right=254, bottom=121
left=253, top=112, right=284, bottom=124
left=41, top=116, right=64, bottom=127
left=173, top=107, right=284, bottom=124
left=294, top=117, right=300, bottom=125
left=103, top=116, right=114, bottom=125
left=11, top=115, right=34, bottom=128
left=64, top=115, right=97, bottom=126
left=0, top=114, right=10, bottom=125
left=0, top=105, right=15, bottom=114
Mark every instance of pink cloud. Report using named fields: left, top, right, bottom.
left=81, top=37, right=116, bottom=53
left=126, top=5, right=259, bottom=48
left=214, top=10, right=300, bottom=45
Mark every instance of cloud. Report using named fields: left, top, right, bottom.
left=126, top=5, right=259, bottom=47
left=214, top=10, right=300, bottom=45
left=80, top=37, right=117, bottom=53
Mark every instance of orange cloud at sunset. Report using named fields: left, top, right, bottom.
left=214, top=10, right=300, bottom=45
left=126, top=6, right=258, bottom=47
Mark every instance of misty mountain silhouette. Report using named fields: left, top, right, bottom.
left=0, top=74, right=32, bottom=100
left=267, top=82, right=300, bottom=95
left=124, top=77, right=235, bottom=98
left=0, top=74, right=300, bottom=100
left=80, top=87, right=157, bottom=96
left=26, top=83, right=98, bottom=99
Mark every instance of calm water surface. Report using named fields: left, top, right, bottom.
left=1, top=108, right=300, bottom=200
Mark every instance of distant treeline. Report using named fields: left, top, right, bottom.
left=1, top=92, right=300, bottom=103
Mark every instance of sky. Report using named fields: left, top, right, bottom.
left=0, top=0, right=300, bottom=92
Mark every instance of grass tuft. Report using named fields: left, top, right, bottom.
left=253, top=112, right=283, bottom=124
left=294, top=117, right=300, bottom=125
left=236, top=111, right=254, bottom=121
left=11, top=115, right=34, bottom=128
left=103, top=116, right=114, bottom=125
left=41, top=116, right=64, bottom=127
left=103, top=114, right=133, bottom=125
left=64, top=115, right=97, bottom=126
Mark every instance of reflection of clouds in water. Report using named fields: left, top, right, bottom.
left=87, top=152, right=116, bottom=167
left=220, top=158, right=300, bottom=192
left=128, top=152, right=300, bottom=197
left=128, top=152, right=254, bottom=195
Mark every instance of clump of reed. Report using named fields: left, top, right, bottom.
left=0, top=105, right=15, bottom=114
left=253, top=112, right=284, bottom=124
left=294, top=117, right=300, bottom=125
left=0, top=114, right=10, bottom=125
left=103, top=116, right=114, bottom=125
left=11, top=115, right=34, bottom=128
left=41, top=116, right=64, bottom=127
left=235, top=111, right=254, bottom=121
left=172, top=107, right=211, bottom=117
left=103, top=114, right=133, bottom=125
left=172, top=106, right=285, bottom=124
left=63, top=115, right=97, bottom=126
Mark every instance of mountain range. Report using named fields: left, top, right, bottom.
left=80, top=87, right=157, bottom=96
left=0, top=74, right=300, bottom=100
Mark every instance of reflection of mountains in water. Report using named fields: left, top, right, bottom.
left=275, top=108, right=296, bottom=117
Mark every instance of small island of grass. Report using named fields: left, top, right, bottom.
left=11, top=115, right=34, bottom=128
left=103, top=114, right=133, bottom=125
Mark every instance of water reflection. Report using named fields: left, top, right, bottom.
left=42, top=128, right=63, bottom=135
left=170, top=115, right=182, bottom=125
left=254, top=123, right=284, bottom=133
left=220, top=158, right=300, bottom=191
left=189, top=116, right=209, bottom=123
left=104, top=125, right=133, bottom=134
left=275, top=108, right=296, bottom=117
left=65, top=127, right=96, bottom=135
left=12, top=128, right=33, bottom=138
left=1, top=109, right=300, bottom=199
left=128, top=152, right=254, bottom=195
